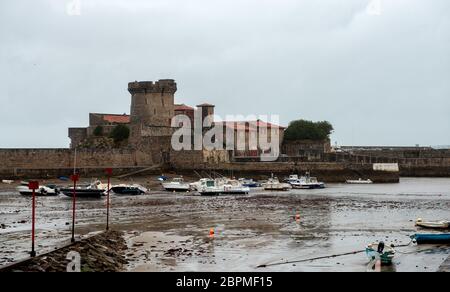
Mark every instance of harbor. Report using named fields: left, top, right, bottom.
left=1, top=177, right=449, bottom=272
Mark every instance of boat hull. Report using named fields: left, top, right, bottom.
left=291, top=184, right=325, bottom=189
left=416, top=222, right=449, bottom=230
left=60, top=189, right=105, bottom=198
left=412, top=234, right=450, bottom=244
left=242, top=183, right=260, bottom=188
left=17, top=186, right=58, bottom=197
left=19, top=191, right=58, bottom=197
left=111, top=187, right=145, bottom=195
left=199, top=190, right=249, bottom=196
left=346, top=180, right=373, bottom=184
left=264, top=187, right=289, bottom=191
left=163, top=187, right=190, bottom=192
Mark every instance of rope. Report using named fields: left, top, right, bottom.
left=256, top=240, right=413, bottom=268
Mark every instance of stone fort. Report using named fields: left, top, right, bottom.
left=1, top=78, right=442, bottom=181
left=68, top=79, right=285, bottom=166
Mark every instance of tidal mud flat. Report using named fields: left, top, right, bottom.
left=0, top=177, right=449, bottom=272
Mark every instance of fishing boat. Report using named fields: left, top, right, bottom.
left=60, top=180, right=107, bottom=198
left=189, top=178, right=210, bottom=191
left=262, top=177, right=291, bottom=191
left=238, top=178, right=261, bottom=188
left=16, top=184, right=59, bottom=196
left=346, top=178, right=373, bottom=184
left=415, top=218, right=449, bottom=229
left=198, top=179, right=250, bottom=196
left=284, top=174, right=300, bottom=184
left=290, top=174, right=325, bottom=189
left=411, top=233, right=450, bottom=244
left=365, top=242, right=395, bottom=265
left=162, top=177, right=191, bottom=192
left=110, top=184, right=148, bottom=195
left=2, top=180, right=14, bottom=184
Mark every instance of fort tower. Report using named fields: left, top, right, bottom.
left=128, top=79, right=177, bottom=145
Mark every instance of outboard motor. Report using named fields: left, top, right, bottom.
left=377, top=241, right=385, bottom=253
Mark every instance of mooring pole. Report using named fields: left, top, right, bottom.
left=70, top=174, right=79, bottom=243
left=31, top=187, right=36, bottom=256
left=28, top=181, right=39, bottom=257
left=105, top=168, right=113, bottom=231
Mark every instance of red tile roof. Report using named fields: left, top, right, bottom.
left=175, top=104, right=195, bottom=111
left=103, top=114, right=130, bottom=124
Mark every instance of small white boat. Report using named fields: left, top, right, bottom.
left=2, top=180, right=14, bottom=184
left=346, top=178, right=373, bottom=184
left=110, top=184, right=148, bottom=195
left=162, top=177, right=191, bottom=192
left=16, top=185, right=58, bottom=196
left=262, top=177, right=291, bottom=191
left=198, top=179, right=250, bottom=196
left=415, top=218, right=449, bottom=229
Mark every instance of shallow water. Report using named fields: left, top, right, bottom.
left=1, top=177, right=449, bottom=271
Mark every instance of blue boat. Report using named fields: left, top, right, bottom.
left=411, top=233, right=450, bottom=244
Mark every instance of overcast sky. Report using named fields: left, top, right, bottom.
left=0, top=0, right=449, bottom=148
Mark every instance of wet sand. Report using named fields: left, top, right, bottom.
left=1, top=177, right=449, bottom=272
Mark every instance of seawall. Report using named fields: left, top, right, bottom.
left=0, top=148, right=416, bottom=183
left=170, top=161, right=400, bottom=183
left=0, top=148, right=154, bottom=179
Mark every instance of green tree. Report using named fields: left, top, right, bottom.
left=109, top=124, right=130, bottom=142
left=284, top=119, right=333, bottom=141
left=93, top=125, right=103, bottom=136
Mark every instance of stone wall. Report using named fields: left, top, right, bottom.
left=345, top=148, right=450, bottom=159
left=0, top=148, right=153, bottom=177
left=170, top=161, right=399, bottom=183
left=283, top=139, right=331, bottom=159
left=68, top=128, right=87, bottom=149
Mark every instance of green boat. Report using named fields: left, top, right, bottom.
left=365, top=242, right=395, bottom=265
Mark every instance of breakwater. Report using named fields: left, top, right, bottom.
left=170, top=161, right=400, bottom=183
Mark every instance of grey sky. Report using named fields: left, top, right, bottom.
left=0, top=0, right=449, bottom=148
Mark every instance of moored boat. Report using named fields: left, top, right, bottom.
left=238, top=178, right=261, bottom=188
left=365, top=242, right=395, bottom=265
left=262, top=177, right=291, bottom=191
left=162, top=177, right=191, bottom=192
left=411, top=233, right=450, bottom=244
left=16, top=185, right=59, bottom=196
left=415, top=218, right=449, bottom=230
left=60, top=180, right=107, bottom=198
left=198, top=179, right=250, bottom=196
left=290, top=175, right=325, bottom=189
left=346, top=178, right=373, bottom=184
left=189, top=178, right=209, bottom=191
left=110, top=184, right=148, bottom=195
